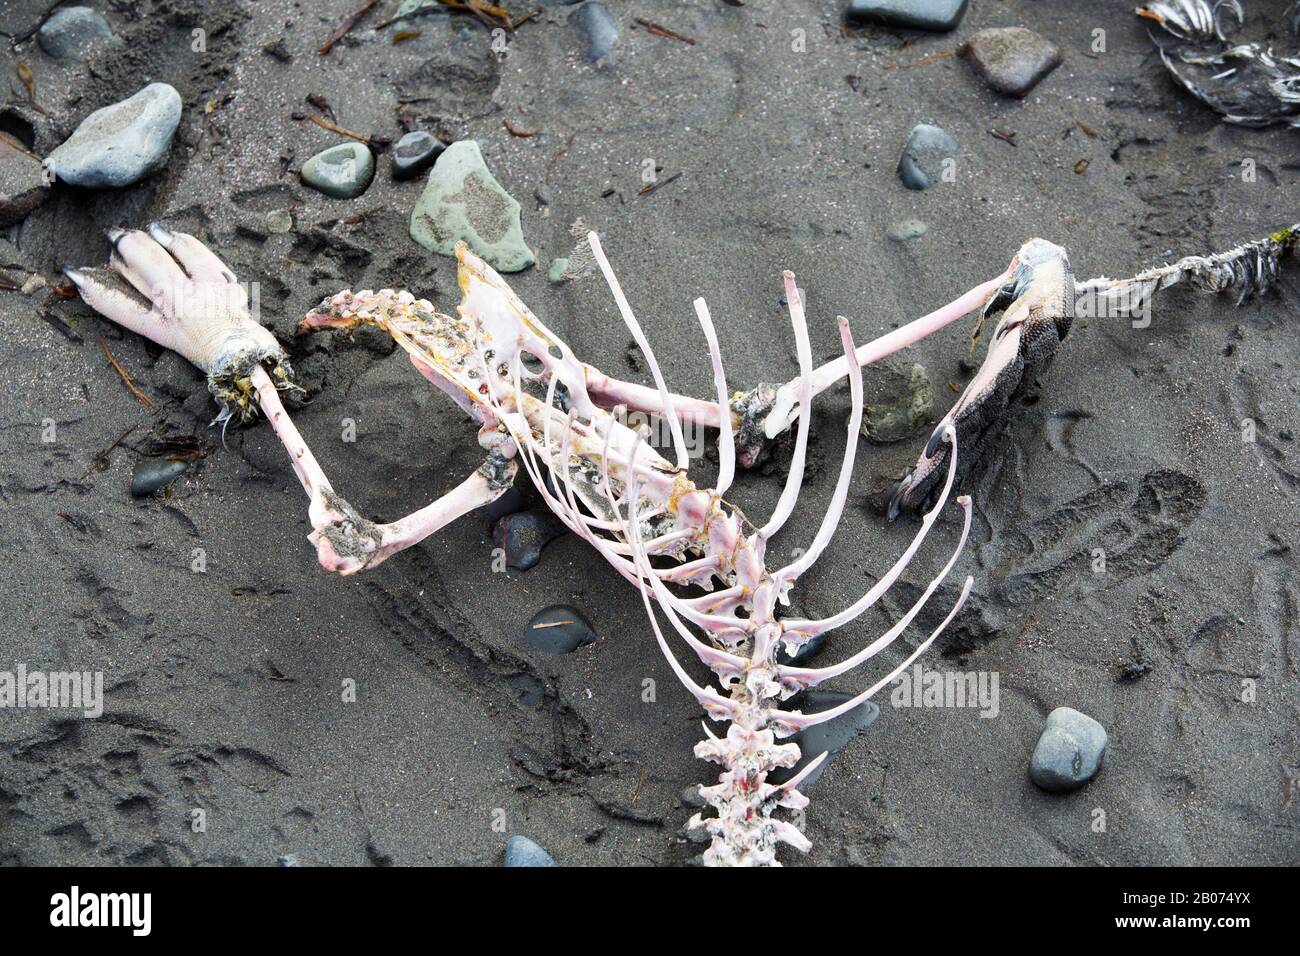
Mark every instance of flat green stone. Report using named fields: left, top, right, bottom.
left=409, top=140, right=534, bottom=273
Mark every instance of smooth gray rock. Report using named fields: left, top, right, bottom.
left=37, top=6, right=113, bottom=59
left=391, top=131, right=443, bottom=181
left=1030, top=707, right=1107, bottom=792
left=504, top=835, right=557, bottom=867
left=300, top=142, right=375, bottom=199
left=409, top=139, right=534, bottom=272
left=960, top=27, right=1064, bottom=99
left=0, top=137, right=50, bottom=226
left=44, top=83, right=182, bottom=189
left=897, top=123, right=959, bottom=191
left=130, top=459, right=187, bottom=497
left=846, top=0, right=968, bottom=32
left=265, top=209, right=293, bottom=234
left=575, top=2, right=618, bottom=61
left=524, top=604, right=596, bottom=654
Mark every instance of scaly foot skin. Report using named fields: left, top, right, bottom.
left=890, top=239, right=1076, bottom=518
left=309, top=491, right=384, bottom=576
left=64, top=224, right=290, bottom=422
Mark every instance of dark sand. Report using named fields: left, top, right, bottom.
left=1, top=0, right=1296, bottom=866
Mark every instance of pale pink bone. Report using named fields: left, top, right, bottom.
left=587, top=232, right=691, bottom=472
left=756, top=273, right=814, bottom=542
left=252, top=364, right=515, bottom=575
left=691, top=297, right=736, bottom=497
left=779, top=422, right=964, bottom=644
left=773, top=315, right=863, bottom=588
left=770, top=575, right=975, bottom=736
left=764, top=270, right=1013, bottom=439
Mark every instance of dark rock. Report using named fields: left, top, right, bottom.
left=391, top=131, right=443, bottom=181
left=37, top=6, right=113, bottom=60
left=960, top=27, right=1064, bottom=99
left=0, top=137, right=50, bottom=226
left=524, top=604, right=596, bottom=654
left=768, top=690, right=880, bottom=788
left=262, top=38, right=292, bottom=62
left=534, top=184, right=554, bottom=206
left=846, top=0, right=968, bottom=32
left=897, top=123, right=959, bottom=191
left=504, top=835, right=557, bottom=867
left=130, top=459, right=187, bottom=497
left=493, top=509, right=566, bottom=570
left=1029, top=706, right=1107, bottom=792
left=575, top=2, right=618, bottom=61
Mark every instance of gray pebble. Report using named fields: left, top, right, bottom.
left=1030, top=706, right=1107, bottom=792
left=493, top=509, right=566, bottom=570
left=525, top=604, right=596, bottom=654
left=960, top=27, right=1064, bottom=99
left=534, top=184, right=554, bottom=206
left=547, top=257, right=570, bottom=283
left=265, top=209, right=293, bottom=233
left=897, top=123, right=959, bottom=191
left=846, top=0, right=969, bottom=32
left=37, top=6, right=113, bottom=59
left=130, top=459, right=187, bottom=497
left=680, top=785, right=707, bottom=809
left=391, top=130, right=443, bottom=181
left=301, top=142, right=375, bottom=199
left=769, top=690, right=879, bottom=789
left=575, top=2, right=618, bottom=61
left=504, top=835, right=557, bottom=867
left=44, top=83, right=182, bottom=189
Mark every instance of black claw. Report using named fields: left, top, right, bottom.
left=886, top=475, right=912, bottom=522
left=923, top=422, right=949, bottom=460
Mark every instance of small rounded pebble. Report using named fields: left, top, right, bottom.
left=896, top=123, right=959, bottom=191
left=575, top=2, right=619, bottom=61
left=391, top=130, right=443, bottom=181
left=1029, top=706, right=1107, bottom=792
left=960, top=27, right=1063, bottom=99
left=130, top=458, right=187, bottom=497
left=301, top=142, right=375, bottom=199
left=493, top=509, right=566, bottom=570
left=265, top=209, right=293, bottom=233
left=525, top=604, right=596, bottom=654
left=535, top=184, right=554, bottom=206
left=547, top=257, right=570, bottom=283
left=504, top=835, right=557, bottom=867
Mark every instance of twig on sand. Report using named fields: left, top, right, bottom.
left=635, top=17, right=697, bottom=45
left=503, top=117, right=537, bottom=138
left=318, top=0, right=380, bottom=55
left=884, top=49, right=955, bottom=70
left=638, top=172, right=682, bottom=197
left=99, top=336, right=153, bottom=408
left=306, top=113, right=371, bottom=143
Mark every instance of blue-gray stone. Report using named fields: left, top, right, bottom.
left=846, top=0, right=969, bottom=32
left=494, top=509, right=566, bottom=570
left=130, top=458, right=187, bottom=496
left=777, top=632, right=826, bottom=665
left=575, top=2, right=618, bottom=61
left=38, top=6, right=113, bottom=59
left=1030, top=707, right=1107, bottom=792
left=504, top=835, right=557, bottom=867
left=525, top=604, right=596, bottom=654
left=960, top=27, right=1064, bottom=99
left=301, top=142, right=375, bottom=199
left=391, top=131, right=443, bottom=181
left=44, top=83, right=182, bottom=189
left=897, top=123, right=959, bottom=191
